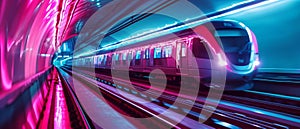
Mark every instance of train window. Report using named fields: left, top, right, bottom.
left=122, top=53, right=127, bottom=65
left=98, top=55, right=103, bottom=65
left=115, top=53, right=119, bottom=61
left=128, top=52, right=133, bottom=60
left=94, top=56, right=97, bottom=65
left=154, top=47, right=162, bottom=58
left=214, top=29, right=249, bottom=54
left=163, top=45, right=172, bottom=58
left=103, top=55, right=107, bottom=65
left=144, top=48, right=150, bottom=59
left=115, top=53, right=120, bottom=65
left=102, top=55, right=105, bottom=63
left=90, top=57, right=93, bottom=65
left=111, top=54, right=114, bottom=62
left=192, top=38, right=209, bottom=59
left=136, top=50, right=141, bottom=59
left=122, top=53, right=127, bottom=60
left=85, top=58, right=88, bottom=64
left=214, top=29, right=247, bottom=37
left=107, top=55, right=111, bottom=65
left=181, top=44, right=187, bottom=57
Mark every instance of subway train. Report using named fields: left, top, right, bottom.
left=68, top=20, right=260, bottom=90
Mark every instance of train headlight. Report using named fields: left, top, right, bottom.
left=254, top=60, right=260, bottom=66
left=254, top=54, right=260, bottom=66
left=219, top=60, right=228, bottom=66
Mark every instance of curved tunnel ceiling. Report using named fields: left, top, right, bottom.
left=0, top=0, right=276, bottom=89
left=63, top=0, right=247, bottom=44
left=0, top=0, right=79, bottom=89
left=62, top=0, right=250, bottom=57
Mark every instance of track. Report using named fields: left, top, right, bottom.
left=59, top=68, right=213, bottom=128
left=60, top=66, right=300, bottom=128
left=221, top=90, right=300, bottom=116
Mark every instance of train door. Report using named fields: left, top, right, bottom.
left=189, top=37, right=212, bottom=80
left=163, top=45, right=175, bottom=67
left=106, top=54, right=111, bottom=67
left=144, top=48, right=150, bottom=67
left=134, top=50, right=142, bottom=72
left=153, top=47, right=163, bottom=66
left=121, top=52, right=127, bottom=67
left=135, top=50, right=141, bottom=66
left=176, top=41, right=188, bottom=69
left=94, top=56, right=98, bottom=67
left=128, top=51, right=133, bottom=67
left=149, top=48, right=154, bottom=67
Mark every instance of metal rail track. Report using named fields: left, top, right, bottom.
left=62, top=67, right=300, bottom=128
left=57, top=68, right=93, bottom=129
left=59, top=68, right=210, bottom=128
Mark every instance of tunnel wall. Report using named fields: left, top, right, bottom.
left=0, top=0, right=60, bottom=90
left=0, top=68, right=54, bottom=128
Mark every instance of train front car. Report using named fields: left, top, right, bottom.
left=199, top=20, right=259, bottom=90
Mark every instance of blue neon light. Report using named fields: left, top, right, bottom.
left=203, top=98, right=300, bottom=123
left=245, top=90, right=300, bottom=101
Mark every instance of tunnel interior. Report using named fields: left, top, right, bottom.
left=1, top=0, right=300, bottom=128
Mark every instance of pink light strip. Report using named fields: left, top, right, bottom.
left=54, top=75, right=71, bottom=128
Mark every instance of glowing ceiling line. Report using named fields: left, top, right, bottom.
left=70, top=0, right=278, bottom=59
left=60, top=0, right=80, bottom=44
left=99, top=0, right=278, bottom=50
left=52, top=0, right=59, bottom=50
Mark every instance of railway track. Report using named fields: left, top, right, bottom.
left=57, top=69, right=93, bottom=129
left=59, top=68, right=212, bottom=129
left=61, top=67, right=300, bottom=128
left=220, top=91, right=300, bottom=116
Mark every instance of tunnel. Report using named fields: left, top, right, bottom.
left=1, top=0, right=300, bottom=128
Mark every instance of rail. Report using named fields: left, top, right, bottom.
left=64, top=66, right=300, bottom=128
left=57, top=68, right=92, bottom=129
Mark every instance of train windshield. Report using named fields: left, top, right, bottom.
left=214, top=29, right=251, bottom=66
left=214, top=29, right=249, bottom=52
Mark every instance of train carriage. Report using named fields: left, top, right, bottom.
left=69, top=20, right=259, bottom=90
